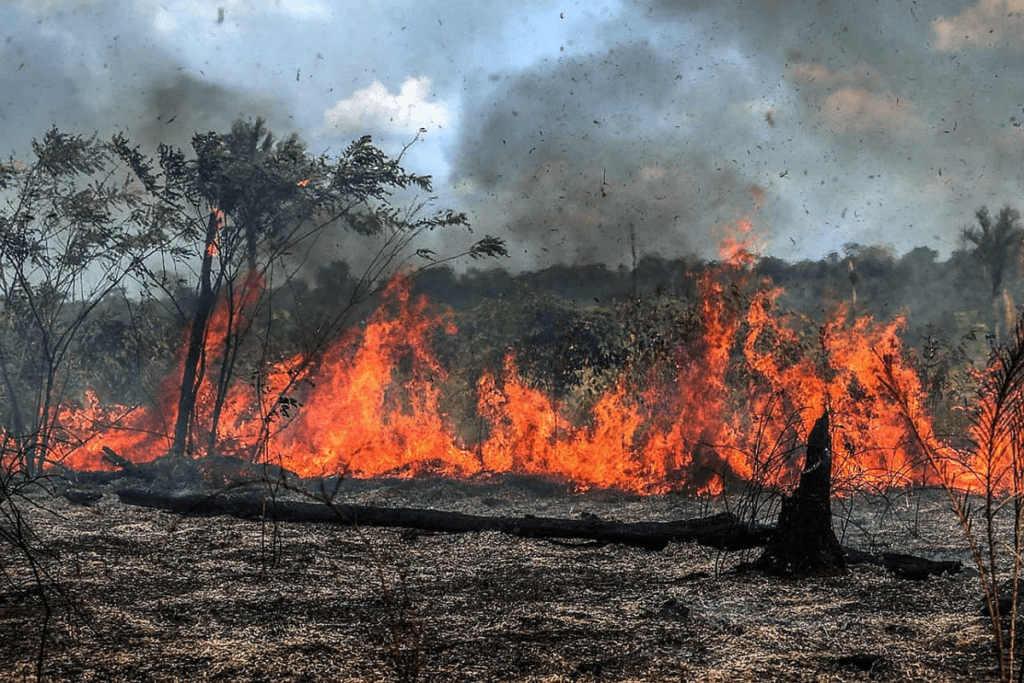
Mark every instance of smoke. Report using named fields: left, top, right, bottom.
left=453, top=39, right=789, bottom=268
left=643, top=0, right=1024, bottom=256
left=0, top=0, right=284, bottom=156
left=125, top=72, right=282, bottom=152
left=445, top=0, right=1024, bottom=267
left=4, top=0, right=1024, bottom=268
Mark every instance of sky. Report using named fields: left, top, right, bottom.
left=2, top=0, right=1023, bottom=271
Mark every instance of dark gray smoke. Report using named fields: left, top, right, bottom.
left=454, top=40, right=789, bottom=267
left=126, top=72, right=280, bottom=152
left=0, top=1, right=283, bottom=156
left=447, top=0, right=1024, bottom=266
left=3, top=0, right=1022, bottom=268
left=642, top=0, right=1024, bottom=256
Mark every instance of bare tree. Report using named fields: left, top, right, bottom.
left=0, top=127, right=174, bottom=474
left=0, top=127, right=176, bottom=682
left=113, top=119, right=506, bottom=459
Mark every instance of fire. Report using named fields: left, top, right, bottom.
left=55, top=269, right=267, bottom=471
left=205, top=207, right=224, bottom=258
left=46, top=222, right=958, bottom=495
left=272, top=278, right=478, bottom=478
left=477, top=360, right=657, bottom=490
left=717, top=217, right=759, bottom=267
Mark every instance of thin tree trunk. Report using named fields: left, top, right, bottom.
left=171, top=210, right=221, bottom=457
left=32, top=365, right=58, bottom=475
left=0, top=348, right=28, bottom=463
left=206, top=284, right=240, bottom=457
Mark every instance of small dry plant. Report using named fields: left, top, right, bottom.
left=880, top=315, right=1024, bottom=682
left=252, top=473, right=425, bottom=683
left=717, top=392, right=803, bottom=569
left=0, top=435, right=70, bottom=682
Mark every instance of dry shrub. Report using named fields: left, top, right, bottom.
left=882, top=314, right=1024, bottom=682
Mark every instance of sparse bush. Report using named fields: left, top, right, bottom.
left=882, top=314, right=1024, bottom=682
left=0, top=438, right=68, bottom=682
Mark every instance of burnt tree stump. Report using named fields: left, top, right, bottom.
left=755, top=409, right=847, bottom=577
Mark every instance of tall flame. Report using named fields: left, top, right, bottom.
left=47, top=224, right=959, bottom=495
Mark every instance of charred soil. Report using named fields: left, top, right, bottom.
left=0, top=478, right=995, bottom=681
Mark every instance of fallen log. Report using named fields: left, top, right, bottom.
left=843, top=548, right=961, bottom=581
left=112, top=486, right=962, bottom=578
left=115, top=486, right=773, bottom=551
left=58, top=451, right=301, bottom=490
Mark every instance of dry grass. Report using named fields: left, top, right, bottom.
left=0, top=478, right=999, bottom=681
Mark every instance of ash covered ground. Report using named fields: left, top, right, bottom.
left=0, top=477, right=996, bottom=681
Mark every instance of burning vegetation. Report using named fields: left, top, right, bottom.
left=1, top=121, right=1015, bottom=499
left=33, top=215, right=971, bottom=501
left=8, top=119, right=1024, bottom=681
left=47, top=244, right=932, bottom=496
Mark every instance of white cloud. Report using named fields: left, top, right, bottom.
left=321, top=76, right=451, bottom=136
left=820, top=87, right=921, bottom=134
left=933, top=0, right=1024, bottom=50
left=151, top=5, right=179, bottom=34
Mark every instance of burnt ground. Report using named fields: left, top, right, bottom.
left=0, top=476, right=1000, bottom=681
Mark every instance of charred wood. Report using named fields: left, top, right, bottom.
left=843, top=548, right=961, bottom=581
left=754, top=409, right=847, bottom=577
left=50, top=447, right=143, bottom=486
left=114, top=486, right=773, bottom=551
left=101, top=447, right=145, bottom=479
left=111, top=486, right=962, bottom=578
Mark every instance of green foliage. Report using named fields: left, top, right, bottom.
left=911, top=324, right=975, bottom=437
left=614, top=291, right=701, bottom=388
left=114, top=118, right=499, bottom=309
left=446, top=291, right=620, bottom=391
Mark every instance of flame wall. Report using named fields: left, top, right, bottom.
left=46, top=256, right=947, bottom=496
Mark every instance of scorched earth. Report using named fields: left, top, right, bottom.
left=1, top=475, right=991, bottom=682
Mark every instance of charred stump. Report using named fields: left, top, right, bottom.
left=755, top=409, right=846, bottom=577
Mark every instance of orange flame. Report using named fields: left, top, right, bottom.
left=54, top=269, right=266, bottom=471
left=205, top=207, right=224, bottom=258
left=718, top=217, right=759, bottom=267
left=47, top=222, right=960, bottom=495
